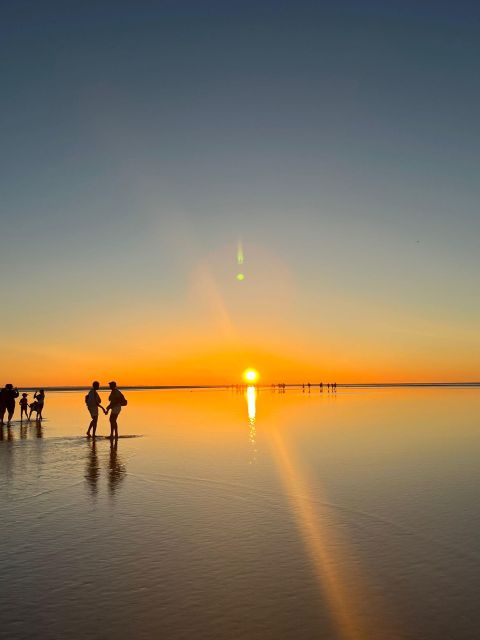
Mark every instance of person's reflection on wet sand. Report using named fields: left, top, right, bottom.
left=85, top=440, right=100, bottom=496
left=107, top=440, right=126, bottom=496
left=29, top=418, right=43, bottom=439
left=0, top=424, right=12, bottom=441
left=20, top=422, right=28, bottom=439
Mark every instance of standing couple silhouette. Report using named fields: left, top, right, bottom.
left=86, top=381, right=127, bottom=439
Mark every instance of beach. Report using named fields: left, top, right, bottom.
left=1, top=387, right=479, bottom=639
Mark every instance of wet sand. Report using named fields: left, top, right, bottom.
left=1, top=388, right=479, bottom=639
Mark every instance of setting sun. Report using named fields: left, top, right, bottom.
left=243, top=368, right=259, bottom=383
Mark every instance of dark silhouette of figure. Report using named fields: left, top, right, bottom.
left=107, top=439, right=126, bottom=495
left=320, top=382, right=323, bottom=392
left=85, top=381, right=105, bottom=438
left=28, top=389, right=45, bottom=421
left=333, top=382, right=337, bottom=391
left=105, top=381, right=127, bottom=440
left=0, top=384, right=20, bottom=424
left=308, top=382, right=311, bottom=393
left=327, top=383, right=330, bottom=392
left=19, top=393, right=29, bottom=420
left=302, top=384, right=305, bottom=393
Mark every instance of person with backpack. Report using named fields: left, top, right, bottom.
left=85, top=381, right=106, bottom=438
left=105, top=381, right=127, bottom=440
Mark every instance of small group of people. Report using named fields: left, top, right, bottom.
left=86, top=380, right=127, bottom=440
left=303, top=382, right=337, bottom=392
left=0, top=384, right=45, bottom=425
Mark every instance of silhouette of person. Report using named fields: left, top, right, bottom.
left=85, top=381, right=106, bottom=438
left=105, top=381, right=126, bottom=440
left=28, top=389, right=45, bottom=421
left=20, top=393, right=29, bottom=420
left=0, top=384, right=20, bottom=424
left=308, top=382, right=311, bottom=393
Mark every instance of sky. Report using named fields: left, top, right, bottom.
left=2, top=0, right=480, bottom=385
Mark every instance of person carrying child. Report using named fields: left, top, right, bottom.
left=28, top=389, right=45, bottom=421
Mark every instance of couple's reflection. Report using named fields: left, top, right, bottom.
left=86, top=439, right=126, bottom=497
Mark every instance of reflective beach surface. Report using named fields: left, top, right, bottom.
left=1, top=388, right=479, bottom=640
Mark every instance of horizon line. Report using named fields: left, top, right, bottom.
left=12, top=381, right=480, bottom=392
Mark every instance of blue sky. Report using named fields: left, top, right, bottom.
left=2, top=1, right=480, bottom=383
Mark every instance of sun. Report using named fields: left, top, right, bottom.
left=243, top=368, right=259, bottom=383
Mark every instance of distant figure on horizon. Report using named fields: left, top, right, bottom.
left=308, top=382, right=311, bottom=392
left=320, top=382, right=323, bottom=392
left=0, top=384, right=19, bottom=424
left=28, top=389, right=45, bottom=421
left=105, top=381, right=127, bottom=440
left=86, top=381, right=106, bottom=438
left=20, top=393, right=29, bottom=420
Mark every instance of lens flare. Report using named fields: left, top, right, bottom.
left=237, top=240, right=244, bottom=265
left=236, top=241, right=245, bottom=282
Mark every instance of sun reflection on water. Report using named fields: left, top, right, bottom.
left=246, top=385, right=257, bottom=464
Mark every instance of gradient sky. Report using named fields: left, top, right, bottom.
left=2, top=1, right=480, bottom=385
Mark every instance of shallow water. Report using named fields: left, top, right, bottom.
left=1, top=388, right=479, bottom=640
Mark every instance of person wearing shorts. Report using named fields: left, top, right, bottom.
left=105, top=381, right=126, bottom=440
left=86, top=381, right=105, bottom=438
left=0, top=384, right=19, bottom=424
left=20, top=393, right=29, bottom=420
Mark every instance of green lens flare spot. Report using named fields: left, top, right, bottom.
left=236, top=273, right=245, bottom=281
